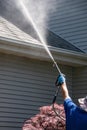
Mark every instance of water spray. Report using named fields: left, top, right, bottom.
left=19, top=0, right=64, bottom=120
left=53, top=61, right=61, bottom=74
left=19, top=0, right=61, bottom=74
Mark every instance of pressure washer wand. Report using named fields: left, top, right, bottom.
left=52, top=86, right=60, bottom=104
left=52, top=63, right=65, bottom=121
left=52, top=85, right=65, bottom=121
left=53, top=61, right=61, bottom=74
left=52, top=61, right=62, bottom=104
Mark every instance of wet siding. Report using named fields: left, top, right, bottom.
left=0, top=53, right=72, bottom=130
left=48, top=0, right=87, bottom=53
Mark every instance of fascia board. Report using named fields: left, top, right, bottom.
left=0, top=36, right=87, bottom=66
left=50, top=46, right=87, bottom=66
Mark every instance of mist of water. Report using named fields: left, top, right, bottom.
left=18, top=0, right=61, bottom=74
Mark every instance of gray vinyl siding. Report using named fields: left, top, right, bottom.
left=48, top=0, right=87, bottom=53
left=72, top=66, right=87, bottom=104
left=0, top=53, right=72, bottom=130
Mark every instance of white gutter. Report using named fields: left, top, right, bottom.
left=0, top=36, right=87, bottom=66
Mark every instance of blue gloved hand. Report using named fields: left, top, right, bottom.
left=55, top=74, right=65, bottom=86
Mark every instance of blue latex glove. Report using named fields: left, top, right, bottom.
left=55, top=74, right=65, bottom=86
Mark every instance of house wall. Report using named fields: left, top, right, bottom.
left=48, top=0, right=87, bottom=53
left=0, top=53, right=72, bottom=130
left=72, top=66, right=87, bottom=104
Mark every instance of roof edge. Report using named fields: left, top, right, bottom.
left=0, top=36, right=87, bottom=66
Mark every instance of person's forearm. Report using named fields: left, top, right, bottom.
left=61, top=82, right=70, bottom=100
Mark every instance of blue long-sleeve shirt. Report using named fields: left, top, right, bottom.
left=64, top=98, right=87, bottom=130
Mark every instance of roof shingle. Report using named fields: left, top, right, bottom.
left=0, top=16, right=83, bottom=53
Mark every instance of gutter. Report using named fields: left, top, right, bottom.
left=0, top=36, right=87, bottom=66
